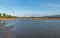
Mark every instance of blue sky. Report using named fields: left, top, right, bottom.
left=0, top=0, right=60, bottom=16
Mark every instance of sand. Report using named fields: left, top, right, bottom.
left=20, top=17, right=60, bottom=20
left=0, top=18, right=17, bottom=20
left=0, top=17, right=60, bottom=20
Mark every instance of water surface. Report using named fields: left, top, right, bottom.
left=2, top=19, right=60, bottom=38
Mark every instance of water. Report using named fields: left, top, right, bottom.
left=1, top=18, right=60, bottom=38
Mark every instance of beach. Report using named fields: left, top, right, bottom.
left=0, top=17, right=18, bottom=20
left=18, top=17, right=60, bottom=20
left=0, top=17, right=60, bottom=20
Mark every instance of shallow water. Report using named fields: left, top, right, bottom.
left=1, top=18, right=60, bottom=38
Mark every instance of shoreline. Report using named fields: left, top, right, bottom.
left=20, top=17, right=60, bottom=20
left=0, top=17, right=60, bottom=20
left=0, top=18, right=18, bottom=20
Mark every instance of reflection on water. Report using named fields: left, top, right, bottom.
left=1, top=18, right=60, bottom=38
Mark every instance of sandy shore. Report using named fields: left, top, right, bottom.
left=0, top=17, right=60, bottom=20
left=0, top=18, right=18, bottom=20
left=21, top=17, right=60, bottom=20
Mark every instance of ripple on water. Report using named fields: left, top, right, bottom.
left=4, top=19, right=60, bottom=38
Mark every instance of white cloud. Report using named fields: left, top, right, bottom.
left=47, top=3, right=60, bottom=7
left=40, top=3, right=60, bottom=8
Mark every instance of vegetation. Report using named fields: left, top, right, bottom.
left=0, top=13, right=18, bottom=18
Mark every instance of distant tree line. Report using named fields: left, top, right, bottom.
left=0, top=13, right=18, bottom=18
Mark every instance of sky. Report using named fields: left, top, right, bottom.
left=0, top=0, right=60, bottom=17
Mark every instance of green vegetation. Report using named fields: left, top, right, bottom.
left=0, top=13, right=18, bottom=18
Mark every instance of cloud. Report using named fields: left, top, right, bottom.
left=39, top=3, right=60, bottom=8
left=47, top=3, right=60, bottom=7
